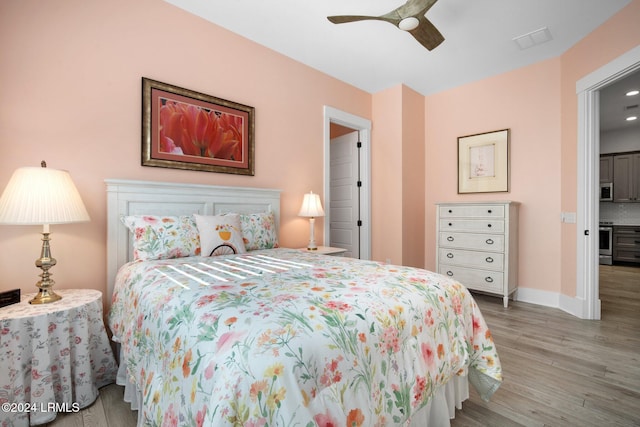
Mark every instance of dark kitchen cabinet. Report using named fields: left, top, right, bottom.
left=613, top=153, right=640, bottom=202
left=600, top=155, right=613, bottom=183
left=613, top=225, right=640, bottom=264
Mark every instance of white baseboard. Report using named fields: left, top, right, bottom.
left=514, top=287, right=600, bottom=319
left=514, top=287, right=560, bottom=308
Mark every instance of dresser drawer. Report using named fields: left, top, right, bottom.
left=439, top=219, right=505, bottom=233
left=438, top=265, right=503, bottom=293
left=439, top=205, right=505, bottom=219
left=439, top=232, right=504, bottom=252
left=438, top=248, right=504, bottom=271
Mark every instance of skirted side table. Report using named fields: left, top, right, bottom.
left=0, top=289, right=117, bottom=426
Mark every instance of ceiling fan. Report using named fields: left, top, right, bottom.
left=327, top=0, right=444, bottom=51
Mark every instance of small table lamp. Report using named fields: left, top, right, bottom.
left=0, top=161, right=90, bottom=304
left=298, top=191, right=325, bottom=250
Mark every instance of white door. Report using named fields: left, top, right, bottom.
left=330, top=131, right=360, bottom=258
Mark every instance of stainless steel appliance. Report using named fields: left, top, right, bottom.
left=600, top=183, right=613, bottom=201
left=599, top=221, right=613, bottom=265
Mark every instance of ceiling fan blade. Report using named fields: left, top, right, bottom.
left=327, top=15, right=398, bottom=25
left=408, top=16, right=444, bottom=50
left=327, top=0, right=444, bottom=51
left=396, top=0, right=438, bottom=19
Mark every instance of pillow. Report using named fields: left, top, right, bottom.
left=121, top=215, right=200, bottom=261
left=194, top=214, right=246, bottom=256
left=240, top=211, right=279, bottom=251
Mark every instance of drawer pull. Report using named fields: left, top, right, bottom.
left=446, top=271, right=453, bottom=276
left=446, top=253, right=454, bottom=258
left=485, top=277, right=494, bottom=283
left=448, top=209, right=452, bottom=213
left=635, top=240, right=640, bottom=244
left=447, top=236, right=454, bottom=242
left=486, top=238, right=494, bottom=245
left=448, top=223, right=452, bottom=227
left=487, top=224, right=492, bottom=228
left=488, top=209, right=492, bottom=214
left=485, top=257, right=494, bottom=263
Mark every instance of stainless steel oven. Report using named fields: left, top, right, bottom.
left=599, top=221, right=613, bottom=265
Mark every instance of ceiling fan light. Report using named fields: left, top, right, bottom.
left=626, top=90, right=639, bottom=96
left=626, top=116, right=637, bottom=121
left=399, top=17, right=419, bottom=31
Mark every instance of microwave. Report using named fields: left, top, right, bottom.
left=600, top=182, right=613, bottom=201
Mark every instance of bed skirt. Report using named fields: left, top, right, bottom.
left=116, top=347, right=469, bottom=426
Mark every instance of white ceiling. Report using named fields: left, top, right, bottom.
left=600, top=69, right=640, bottom=132
left=165, top=0, right=637, bottom=130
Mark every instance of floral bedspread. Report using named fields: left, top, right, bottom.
left=109, top=249, right=501, bottom=426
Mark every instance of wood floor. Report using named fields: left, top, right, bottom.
left=450, top=264, right=640, bottom=427
left=47, top=265, right=640, bottom=427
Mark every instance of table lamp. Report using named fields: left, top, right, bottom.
left=298, top=191, right=324, bottom=250
left=0, top=161, right=90, bottom=304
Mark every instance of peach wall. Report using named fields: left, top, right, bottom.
left=372, top=86, right=404, bottom=264
left=558, top=0, right=640, bottom=296
left=402, top=86, right=426, bottom=268
left=2, top=0, right=639, bottom=312
left=424, top=0, right=640, bottom=302
left=0, top=0, right=371, bottom=301
left=424, top=58, right=563, bottom=293
left=371, top=85, right=425, bottom=267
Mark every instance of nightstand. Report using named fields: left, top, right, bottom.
left=299, top=246, right=347, bottom=256
left=0, top=289, right=118, bottom=425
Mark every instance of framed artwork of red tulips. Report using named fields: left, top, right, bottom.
left=142, top=78, right=255, bottom=175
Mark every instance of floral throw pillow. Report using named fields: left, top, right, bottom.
left=194, top=214, right=246, bottom=257
left=240, top=211, right=279, bottom=251
left=121, top=215, right=200, bottom=261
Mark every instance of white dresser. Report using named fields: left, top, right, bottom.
left=436, top=201, right=519, bottom=307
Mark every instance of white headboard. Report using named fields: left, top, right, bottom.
left=105, top=179, right=281, bottom=305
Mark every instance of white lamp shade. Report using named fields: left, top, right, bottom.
left=0, top=166, right=90, bottom=225
left=298, top=191, right=325, bottom=217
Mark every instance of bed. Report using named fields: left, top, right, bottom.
left=106, top=179, right=502, bottom=426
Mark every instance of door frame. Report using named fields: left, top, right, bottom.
left=576, top=45, right=640, bottom=319
left=323, top=106, right=372, bottom=260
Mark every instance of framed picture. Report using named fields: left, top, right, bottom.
left=458, top=129, right=510, bottom=193
left=142, top=77, right=255, bottom=175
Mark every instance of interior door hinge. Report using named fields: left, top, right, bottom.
left=357, top=220, right=362, bottom=227
left=357, top=141, right=362, bottom=148
left=357, top=181, right=362, bottom=187
left=584, top=230, right=589, bottom=236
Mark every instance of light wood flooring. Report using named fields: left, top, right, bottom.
left=47, top=265, right=640, bottom=427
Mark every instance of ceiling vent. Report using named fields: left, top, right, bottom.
left=513, top=27, right=553, bottom=50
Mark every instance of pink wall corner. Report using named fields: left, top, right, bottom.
left=424, top=58, right=563, bottom=293
left=0, top=0, right=371, bottom=301
left=558, top=0, right=640, bottom=297
left=371, top=84, right=425, bottom=267
left=401, top=86, right=426, bottom=268
left=371, top=86, right=404, bottom=264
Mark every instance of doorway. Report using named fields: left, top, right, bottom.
left=330, top=129, right=360, bottom=258
left=576, top=45, right=640, bottom=320
left=323, top=106, right=372, bottom=260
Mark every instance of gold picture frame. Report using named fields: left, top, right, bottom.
left=458, top=129, right=510, bottom=193
left=142, top=78, right=255, bottom=175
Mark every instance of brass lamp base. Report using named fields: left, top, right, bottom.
left=30, top=288, right=62, bottom=305
left=29, top=231, right=62, bottom=305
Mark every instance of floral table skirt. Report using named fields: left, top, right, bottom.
left=0, top=289, right=117, bottom=426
